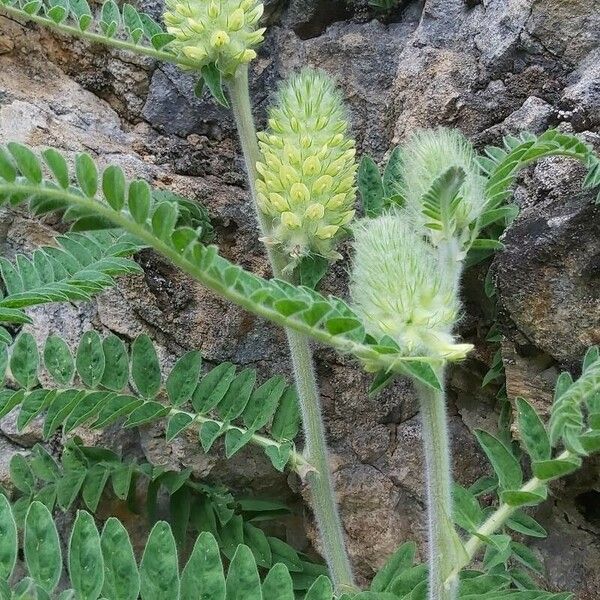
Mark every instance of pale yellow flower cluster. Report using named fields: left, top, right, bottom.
left=163, top=0, right=265, bottom=75
left=255, top=69, right=357, bottom=267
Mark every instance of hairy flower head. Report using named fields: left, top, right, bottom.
left=255, top=69, right=357, bottom=267
left=163, top=0, right=265, bottom=75
left=350, top=214, right=472, bottom=360
left=396, top=128, right=487, bottom=250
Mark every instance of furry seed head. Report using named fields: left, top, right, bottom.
left=350, top=214, right=472, bottom=360
left=256, top=69, right=357, bottom=269
left=396, top=128, right=487, bottom=250
left=163, top=0, right=265, bottom=75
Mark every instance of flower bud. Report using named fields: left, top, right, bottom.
left=256, top=69, right=357, bottom=267
left=397, top=128, right=487, bottom=250
left=163, top=0, right=265, bottom=75
left=350, top=215, right=471, bottom=360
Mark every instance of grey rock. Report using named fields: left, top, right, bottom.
left=561, top=49, right=600, bottom=129
left=494, top=185, right=600, bottom=366
left=501, top=96, right=555, bottom=134
left=281, top=0, right=349, bottom=39
left=142, top=64, right=233, bottom=138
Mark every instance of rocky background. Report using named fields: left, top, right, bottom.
left=1, top=0, right=600, bottom=596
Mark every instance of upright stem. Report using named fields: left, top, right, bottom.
left=416, top=371, right=459, bottom=600
left=226, top=65, right=356, bottom=593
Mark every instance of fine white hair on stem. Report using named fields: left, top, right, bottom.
left=349, top=213, right=471, bottom=359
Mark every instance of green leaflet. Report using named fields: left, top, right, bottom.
left=180, top=532, right=226, bottom=600
left=131, top=334, right=161, bottom=398
left=69, top=511, right=104, bottom=599
left=140, top=522, right=180, bottom=599
left=101, top=519, right=141, bottom=600
left=225, top=545, right=262, bottom=600
left=43, top=335, right=75, bottom=385
left=0, top=495, right=17, bottom=581
left=357, top=156, right=385, bottom=217
left=474, top=430, right=522, bottom=492
left=24, top=502, right=62, bottom=593
left=453, top=484, right=484, bottom=532
left=10, top=332, right=39, bottom=389
left=262, top=563, right=294, bottom=600
left=515, top=397, right=550, bottom=462
left=166, top=350, right=202, bottom=406
left=100, top=334, right=129, bottom=391
left=76, top=331, right=106, bottom=388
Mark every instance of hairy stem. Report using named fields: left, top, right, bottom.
left=416, top=373, right=459, bottom=600
left=226, top=65, right=356, bottom=593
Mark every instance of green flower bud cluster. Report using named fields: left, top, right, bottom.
left=255, top=69, right=357, bottom=267
left=163, top=0, right=265, bottom=75
left=350, top=215, right=472, bottom=360
left=397, top=128, right=487, bottom=250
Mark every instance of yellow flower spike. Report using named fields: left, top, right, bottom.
left=162, top=0, right=264, bottom=74
left=255, top=69, right=357, bottom=267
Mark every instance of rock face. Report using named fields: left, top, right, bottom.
left=1, top=0, right=600, bottom=593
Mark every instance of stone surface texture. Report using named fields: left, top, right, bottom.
left=1, top=0, right=600, bottom=593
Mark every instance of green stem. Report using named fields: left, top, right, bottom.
left=0, top=4, right=203, bottom=69
left=226, top=65, right=356, bottom=593
left=168, top=407, right=311, bottom=474
left=416, top=372, right=459, bottom=600
left=447, top=448, right=573, bottom=583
